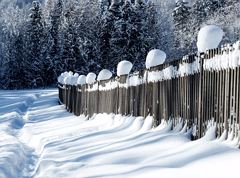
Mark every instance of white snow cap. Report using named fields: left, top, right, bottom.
left=58, top=71, right=71, bottom=84
left=197, top=25, right=224, bottom=53
left=63, top=76, right=70, bottom=85
left=58, top=73, right=65, bottom=84
left=70, top=73, right=79, bottom=85
left=117, top=60, right=133, bottom=76
left=146, top=49, right=166, bottom=69
left=68, top=71, right=73, bottom=76
left=86, top=72, right=97, bottom=84
left=73, top=73, right=79, bottom=78
left=63, top=71, right=74, bottom=85
left=97, top=69, right=112, bottom=81
left=77, top=75, right=86, bottom=85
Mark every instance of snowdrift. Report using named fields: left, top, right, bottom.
left=0, top=89, right=240, bottom=178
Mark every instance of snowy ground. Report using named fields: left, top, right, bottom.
left=0, top=89, right=240, bottom=178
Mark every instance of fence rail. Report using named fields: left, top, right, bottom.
left=58, top=43, right=240, bottom=139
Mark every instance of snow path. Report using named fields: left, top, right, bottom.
left=0, top=89, right=240, bottom=178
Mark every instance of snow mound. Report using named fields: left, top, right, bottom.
left=86, top=73, right=97, bottom=84
left=117, top=60, right=133, bottom=76
left=63, top=77, right=69, bottom=85
left=140, top=116, right=154, bottom=132
left=197, top=25, right=224, bottom=53
left=146, top=49, right=166, bottom=69
left=2, top=89, right=240, bottom=178
left=69, top=73, right=79, bottom=85
left=73, top=73, right=79, bottom=78
left=97, top=69, right=112, bottom=81
left=202, top=120, right=217, bottom=141
left=63, top=72, right=74, bottom=85
left=58, top=72, right=69, bottom=84
left=68, top=71, right=73, bottom=76
left=77, top=75, right=86, bottom=85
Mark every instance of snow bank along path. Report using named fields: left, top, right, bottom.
left=1, top=89, right=240, bottom=178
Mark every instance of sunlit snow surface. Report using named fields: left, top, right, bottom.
left=0, top=89, right=240, bottom=178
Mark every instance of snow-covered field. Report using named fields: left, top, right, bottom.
left=0, top=89, right=240, bottom=178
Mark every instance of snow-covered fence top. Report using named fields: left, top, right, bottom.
left=58, top=41, right=240, bottom=139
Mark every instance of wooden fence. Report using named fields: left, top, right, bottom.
left=58, top=44, right=240, bottom=139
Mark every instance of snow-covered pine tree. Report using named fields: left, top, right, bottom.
left=109, top=0, right=131, bottom=71
left=25, top=1, right=45, bottom=87
left=0, top=4, right=29, bottom=88
left=204, top=0, right=226, bottom=16
left=99, top=0, right=123, bottom=70
left=48, top=0, right=64, bottom=81
left=172, top=0, right=191, bottom=48
left=191, top=0, right=206, bottom=32
left=62, top=4, right=79, bottom=72
left=109, top=0, right=123, bottom=17
left=2, top=32, right=23, bottom=89
left=74, top=0, right=101, bottom=74
left=43, top=0, right=54, bottom=26
left=143, top=1, right=159, bottom=56
left=109, top=0, right=158, bottom=71
left=6, top=33, right=27, bottom=88
left=225, top=0, right=238, bottom=6
left=131, top=0, right=158, bottom=69
left=99, top=0, right=111, bottom=15
left=190, top=0, right=225, bottom=32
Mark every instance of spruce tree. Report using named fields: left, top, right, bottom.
left=74, top=0, right=101, bottom=74
left=204, top=0, right=226, bottom=16
left=3, top=33, right=26, bottom=89
left=49, top=0, right=64, bottom=81
left=132, top=0, right=157, bottom=69
left=14, top=33, right=27, bottom=88
left=109, top=0, right=131, bottom=71
left=25, top=1, right=45, bottom=87
left=109, top=0, right=159, bottom=71
left=62, top=5, right=79, bottom=72
left=100, top=0, right=111, bottom=15
left=172, top=0, right=191, bottom=48
left=99, top=0, right=123, bottom=70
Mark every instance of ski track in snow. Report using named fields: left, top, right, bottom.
left=0, top=89, right=240, bottom=178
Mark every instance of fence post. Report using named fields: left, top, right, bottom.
left=197, top=53, right=204, bottom=138
left=143, top=69, right=149, bottom=118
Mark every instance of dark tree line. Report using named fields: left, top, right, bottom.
left=0, top=0, right=239, bottom=89
left=0, top=0, right=159, bottom=89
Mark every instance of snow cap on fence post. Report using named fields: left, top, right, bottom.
left=74, top=73, right=79, bottom=77
left=86, top=72, right=97, bottom=84
left=197, top=25, right=224, bottom=53
left=63, top=71, right=73, bottom=85
left=63, top=77, right=68, bottom=85
left=146, top=49, right=166, bottom=69
left=77, top=75, right=86, bottom=85
left=97, top=69, right=112, bottom=81
left=70, top=73, right=79, bottom=85
left=57, top=73, right=64, bottom=84
left=117, top=60, right=133, bottom=76
left=68, top=71, right=73, bottom=76
left=58, top=71, right=70, bottom=84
